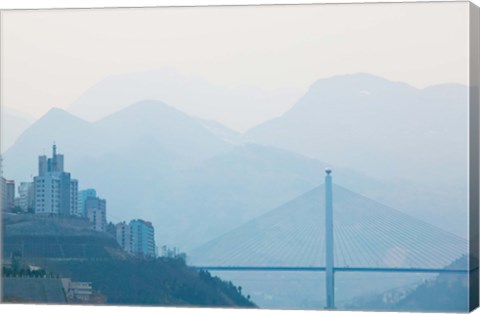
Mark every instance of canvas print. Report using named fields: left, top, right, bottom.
left=0, top=2, right=479, bottom=312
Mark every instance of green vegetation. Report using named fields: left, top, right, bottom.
left=41, top=256, right=255, bottom=307
left=2, top=213, right=255, bottom=308
left=346, top=255, right=469, bottom=312
left=394, top=256, right=469, bottom=312
left=2, top=266, right=51, bottom=279
left=2, top=250, right=55, bottom=279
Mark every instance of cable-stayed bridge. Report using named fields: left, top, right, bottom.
left=189, top=170, right=470, bottom=308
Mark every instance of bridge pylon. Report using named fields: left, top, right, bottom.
left=325, top=168, right=335, bottom=309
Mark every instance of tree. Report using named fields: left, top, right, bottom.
left=11, top=251, right=22, bottom=273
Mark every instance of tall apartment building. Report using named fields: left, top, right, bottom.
left=130, top=219, right=156, bottom=257
left=78, top=189, right=96, bottom=217
left=33, top=144, right=78, bottom=215
left=18, top=182, right=35, bottom=212
left=115, top=222, right=132, bottom=254
left=0, top=156, right=5, bottom=211
left=0, top=176, right=5, bottom=211
left=1, top=178, right=15, bottom=212
left=5, top=180, right=15, bottom=212
left=70, top=179, right=79, bottom=216
left=85, top=196, right=107, bottom=232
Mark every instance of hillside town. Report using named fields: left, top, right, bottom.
left=0, top=144, right=157, bottom=258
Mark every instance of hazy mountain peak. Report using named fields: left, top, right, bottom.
left=39, top=107, right=89, bottom=125
left=67, top=69, right=303, bottom=132
left=96, top=99, right=203, bottom=132
left=245, top=73, right=467, bottom=185
left=3, top=107, right=92, bottom=181
left=10, top=108, right=91, bottom=144
left=307, top=73, right=417, bottom=97
left=98, top=99, right=193, bottom=122
left=121, top=99, right=174, bottom=112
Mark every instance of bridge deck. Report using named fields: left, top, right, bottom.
left=194, top=266, right=474, bottom=274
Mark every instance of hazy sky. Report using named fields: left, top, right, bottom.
left=1, top=2, right=470, bottom=120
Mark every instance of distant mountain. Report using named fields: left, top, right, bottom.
left=3, top=101, right=331, bottom=250
left=3, top=74, right=471, bottom=253
left=77, top=143, right=331, bottom=250
left=69, top=142, right=468, bottom=249
left=67, top=69, right=303, bottom=132
left=244, top=73, right=468, bottom=185
left=93, top=100, right=232, bottom=162
left=2, top=108, right=93, bottom=181
left=3, top=100, right=233, bottom=182
left=195, top=118, right=242, bottom=145
left=7, top=108, right=414, bottom=251
left=1, top=107, right=34, bottom=152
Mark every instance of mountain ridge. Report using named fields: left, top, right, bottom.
left=67, top=68, right=303, bottom=132
left=3, top=73, right=470, bottom=250
left=244, top=73, right=468, bottom=185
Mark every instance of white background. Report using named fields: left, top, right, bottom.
left=0, top=0, right=478, bottom=314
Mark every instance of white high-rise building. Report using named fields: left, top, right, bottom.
left=18, top=182, right=35, bottom=212
left=5, top=180, right=15, bottom=212
left=0, top=156, right=6, bottom=211
left=70, top=179, right=79, bottom=216
left=33, top=144, right=78, bottom=216
left=0, top=176, right=6, bottom=212
left=115, top=222, right=132, bottom=254
left=77, top=189, right=96, bottom=217
left=1, top=178, right=15, bottom=212
left=130, top=219, right=156, bottom=257
left=85, top=196, right=107, bottom=232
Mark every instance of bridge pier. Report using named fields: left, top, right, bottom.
left=325, top=169, right=335, bottom=309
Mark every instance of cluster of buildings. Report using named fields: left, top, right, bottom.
left=0, top=144, right=157, bottom=258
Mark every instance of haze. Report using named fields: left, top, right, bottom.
left=0, top=2, right=469, bottom=130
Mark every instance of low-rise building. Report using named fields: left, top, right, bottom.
left=61, top=278, right=93, bottom=302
